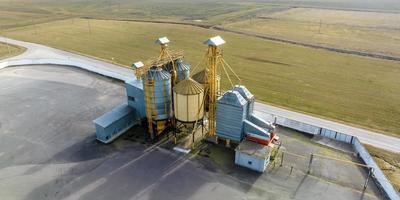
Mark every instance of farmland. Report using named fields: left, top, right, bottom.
left=3, top=18, right=400, bottom=137
left=225, top=8, right=400, bottom=58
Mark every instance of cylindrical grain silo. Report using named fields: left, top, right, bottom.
left=175, top=59, right=190, bottom=82
left=173, top=78, right=204, bottom=123
left=143, top=67, right=172, bottom=136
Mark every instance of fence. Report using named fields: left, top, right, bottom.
left=269, top=114, right=400, bottom=200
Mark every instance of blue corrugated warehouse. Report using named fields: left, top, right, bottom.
left=94, top=103, right=137, bottom=143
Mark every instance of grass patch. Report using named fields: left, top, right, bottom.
left=365, top=144, right=400, bottom=192
left=2, top=18, right=400, bottom=138
left=225, top=8, right=400, bottom=58
left=0, top=42, right=25, bottom=59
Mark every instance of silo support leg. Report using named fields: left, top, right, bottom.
left=225, top=139, right=231, bottom=148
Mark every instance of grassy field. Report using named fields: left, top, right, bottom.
left=3, top=18, right=400, bottom=137
left=225, top=8, right=400, bottom=58
left=0, top=0, right=276, bottom=26
left=365, top=145, right=400, bottom=192
left=0, top=42, right=25, bottom=59
left=1, top=0, right=400, bottom=29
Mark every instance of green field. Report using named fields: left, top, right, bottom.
left=225, top=8, right=400, bottom=58
left=3, top=18, right=400, bottom=137
left=0, top=42, right=25, bottom=59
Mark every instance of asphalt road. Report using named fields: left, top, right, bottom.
left=1, top=36, right=399, bottom=153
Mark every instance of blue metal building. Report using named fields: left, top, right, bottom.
left=94, top=104, right=137, bottom=143
left=125, top=79, right=146, bottom=119
left=216, top=90, right=248, bottom=142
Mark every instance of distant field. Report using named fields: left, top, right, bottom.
left=0, top=0, right=275, bottom=26
left=0, top=42, right=25, bottom=59
left=1, top=0, right=400, bottom=28
left=3, top=18, right=400, bottom=137
left=225, top=8, right=400, bottom=58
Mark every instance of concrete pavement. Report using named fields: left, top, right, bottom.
left=1, top=36, right=399, bottom=153
left=254, top=103, right=400, bottom=153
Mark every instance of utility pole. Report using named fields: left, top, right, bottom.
left=307, top=153, right=314, bottom=174
left=4, top=36, right=11, bottom=55
left=318, top=19, right=322, bottom=34
left=363, top=167, right=373, bottom=192
left=33, top=20, right=38, bottom=35
left=87, top=19, right=92, bottom=35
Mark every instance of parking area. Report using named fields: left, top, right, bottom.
left=0, top=65, right=383, bottom=200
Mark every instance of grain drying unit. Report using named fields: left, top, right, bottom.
left=93, top=36, right=279, bottom=172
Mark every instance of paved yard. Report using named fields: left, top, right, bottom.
left=0, top=65, right=383, bottom=200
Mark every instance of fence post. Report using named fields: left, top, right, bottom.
left=307, top=153, right=314, bottom=174
left=363, top=167, right=373, bottom=191
left=280, top=152, right=284, bottom=167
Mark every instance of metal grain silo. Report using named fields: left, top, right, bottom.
left=173, top=78, right=204, bottom=123
left=175, top=59, right=190, bottom=82
left=143, top=67, right=172, bottom=137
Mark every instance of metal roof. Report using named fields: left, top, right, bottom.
left=233, top=85, right=254, bottom=101
left=132, top=61, right=144, bottom=69
left=176, top=59, right=190, bottom=71
left=192, top=69, right=208, bottom=84
left=217, top=90, right=247, bottom=107
left=144, top=67, right=171, bottom=81
left=125, top=79, right=143, bottom=90
left=235, top=140, right=271, bottom=159
left=204, top=36, right=225, bottom=46
left=173, top=78, right=204, bottom=95
left=94, top=104, right=134, bottom=128
left=192, top=69, right=220, bottom=84
left=155, top=37, right=170, bottom=45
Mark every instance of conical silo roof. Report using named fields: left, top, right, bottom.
left=192, top=69, right=220, bottom=84
left=176, top=59, right=190, bottom=71
left=145, top=67, right=171, bottom=81
left=192, top=69, right=208, bottom=84
left=173, top=78, right=204, bottom=95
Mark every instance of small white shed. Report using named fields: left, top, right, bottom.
left=235, top=140, right=271, bottom=172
